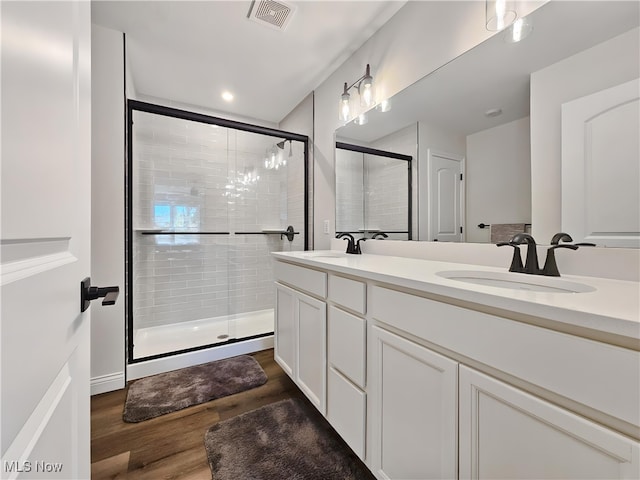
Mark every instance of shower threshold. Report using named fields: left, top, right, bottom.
left=132, top=308, right=274, bottom=359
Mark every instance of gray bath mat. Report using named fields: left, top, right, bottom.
left=123, top=355, right=267, bottom=422
left=204, top=397, right=375, bottom=480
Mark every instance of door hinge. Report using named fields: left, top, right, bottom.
left=460, top=173, right=463, bottom=181
left=460, top=226, right=463, bottom=234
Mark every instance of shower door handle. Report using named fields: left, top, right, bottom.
left=80, top=277, right=120, bottom=312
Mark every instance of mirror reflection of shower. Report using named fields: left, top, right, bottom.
left=264, top=139, right=292, bottom=170
left=335, top=142, right=412, bottom=240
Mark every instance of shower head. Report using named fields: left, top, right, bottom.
left=276, top=140, right=293, bottom=158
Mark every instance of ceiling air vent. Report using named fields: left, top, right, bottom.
left=248, top=0, right=296, bottom=31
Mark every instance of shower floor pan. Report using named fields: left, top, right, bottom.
left=133, top=308, right=274, bottom=359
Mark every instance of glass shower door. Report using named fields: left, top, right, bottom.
left=131, top=111, right=233, bottom=359
left=227, top=129, right=306, bottom=340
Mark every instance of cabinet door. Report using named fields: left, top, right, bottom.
left=274, top=283, right=295, bottom=376
left=371, top=326, right=458, bottom=480
left=459, top=366, right=640, bottom=479
left=295, top=290, right=327, bottom=414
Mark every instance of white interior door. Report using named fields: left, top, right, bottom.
left=1, top=2, right=92, bottom=478
left=562, top=78, right=640, bottom=248
left=427, top=149, right=464, bottom=242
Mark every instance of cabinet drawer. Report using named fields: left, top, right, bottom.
left=274, top=261, right=326, bottom=299
left=327, top=367, right=366, bottom=460
left=328, top=274, right=366, bottom=314
left=371, top=286, right=640, bottom=429
left=328, top=306, right=366, bottom=388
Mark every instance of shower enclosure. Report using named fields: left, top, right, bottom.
left=127, top=101, right=307, bottom=362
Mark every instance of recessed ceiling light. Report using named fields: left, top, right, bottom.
left=222, top=91, right=234, bottom=102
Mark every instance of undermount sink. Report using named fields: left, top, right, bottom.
left=436, top=270, right=596, bottom=294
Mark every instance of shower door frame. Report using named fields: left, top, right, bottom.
left=126, top=99, right=309, bottom=364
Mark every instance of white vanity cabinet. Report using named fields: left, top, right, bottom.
left=370, top=325, right=458, bottom=480
left=274, top=262, right=327, bottom=414
left=272, top=253, right=640, bottom=480
left=371, top=285, right=640, bottom=480
left=459, top=366, right=640, bottom=479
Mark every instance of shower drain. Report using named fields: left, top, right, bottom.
left=217, top=334, right=230, bottom=340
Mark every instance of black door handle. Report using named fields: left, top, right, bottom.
left=81, top=277, right=119, bottom=312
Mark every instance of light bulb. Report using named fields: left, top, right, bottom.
left=361, top=83, right=373, bottom=107
left=486, top=0, right=517, bottom=31
left=340, top=96, right=350, bottom=121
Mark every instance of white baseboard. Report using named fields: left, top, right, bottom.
left=91, top=371, right=125, bottom=396
left=127, top=335, right=274, bottom=381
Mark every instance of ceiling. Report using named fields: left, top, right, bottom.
left=91, top=0, right=406, bottom=124
left=337, top=0, right=640, bottom=142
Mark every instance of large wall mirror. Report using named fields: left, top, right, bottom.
left=335, top=1, right=639, bottom=247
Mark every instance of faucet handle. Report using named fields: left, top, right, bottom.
left=542, top=244, right=579, bottom=277
left=497, top=242, right=524, bottom=273
left=355, top=237, right=367, bottom=254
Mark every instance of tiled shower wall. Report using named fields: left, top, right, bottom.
left=364, top=154, right=409, bottom=239
left=335, top=148, right=409, bottom=239
left=335, top=148, right=364, bottom=232
left=132, top=111, right=304, bottom=331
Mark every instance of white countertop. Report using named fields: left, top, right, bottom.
left=272, top=250, right=640, bottom=345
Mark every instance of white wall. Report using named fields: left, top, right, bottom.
left=530, top=27, right=640, bottom=242
left=466, top=117, right=531, bottom=243
left=91, top=25, right=125, bottom=394
left=312, top=0, right=544, bottom=249
left=279, top=92, right=315, bottom=248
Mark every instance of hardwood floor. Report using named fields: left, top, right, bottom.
left=91, top=349, right=306, bottom=479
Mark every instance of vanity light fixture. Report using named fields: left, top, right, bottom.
left=486, top=0, right=517, bottom=31
left=339, top=64, right=375, bottom=122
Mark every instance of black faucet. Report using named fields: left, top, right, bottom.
left=337, top=233, right=357, bottom=254
left=499, top=232, right=586, bottom=277
left=510, top=233, right=540, bottom=274
left=336, top=233, right=366, bottom=254
left=372, top=232, right=388, bottom=240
